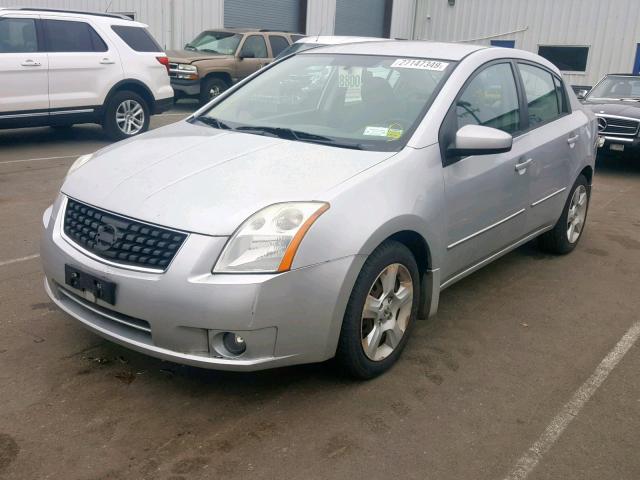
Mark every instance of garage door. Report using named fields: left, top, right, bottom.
left=335, top=0, right=388, bottom=37
left=224, top=0, right=302, bottom=32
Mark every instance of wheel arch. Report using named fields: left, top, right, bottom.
left=202, top=71, right=233, bottom=86
left=104, top=79, right=155, bottom=113
left=580, top=165, right=594, bottom=186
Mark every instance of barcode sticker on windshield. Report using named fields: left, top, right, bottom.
left=391, top=59, right=449, bottom=71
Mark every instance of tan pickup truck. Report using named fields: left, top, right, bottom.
left=168, top=28, right=303, bottom=104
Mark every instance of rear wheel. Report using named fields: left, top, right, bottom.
left=336, top=240, right=419, bottom=379
left=199, top=77, right=229, bottom=105
left=538, top=174, right=590, bottom=254
left=102, top=91, right=150, bottom=141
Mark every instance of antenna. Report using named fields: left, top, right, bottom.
left=105, top=0, right=114, bottom=13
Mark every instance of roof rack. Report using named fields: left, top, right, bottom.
left=258, top=29, right=300, bottom=33
left=14, top=8, right=133, bottom=21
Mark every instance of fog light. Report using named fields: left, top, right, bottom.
left=222, top=332, right=246, bottom=356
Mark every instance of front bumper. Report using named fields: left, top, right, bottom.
left=41, top=196, right=364, bottom=371
left=170, top=78, right=201, bottom=96
left=598, top=135, right=640, bottom=152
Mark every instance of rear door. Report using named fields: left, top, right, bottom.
left=515, top=62, right=576, bottom=231
left=43, top=17, right=123, bottom=110
left=0, top=15, right=49, bottom=114
left=441, top=62, right=532, bottom=282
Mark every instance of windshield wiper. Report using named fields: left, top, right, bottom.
left=194, top=117, right=232, bottom=130
left=234, top=126, right=364, bottom=149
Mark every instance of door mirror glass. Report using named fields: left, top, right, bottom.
left=576, top=89, right=589, bottom=99
left=239, top=51, right=255, bottom=59
left=447, top=125, right=513, bottom=157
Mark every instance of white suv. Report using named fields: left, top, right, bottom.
left=0, top=8, right=173, bottom=140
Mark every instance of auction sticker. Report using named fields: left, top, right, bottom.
left=363, top=126, right=389, bottom=136
left=391, top=59, right=449, bottom=71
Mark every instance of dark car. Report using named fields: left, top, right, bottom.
left=580, top=74, right=640, bottom=155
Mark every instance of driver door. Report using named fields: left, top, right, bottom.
left=441, top=62, right=532, bottom=283
left=236, top=34, right=268, bottom=80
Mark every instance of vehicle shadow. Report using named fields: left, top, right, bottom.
left=0, top=124, right=108, bottom=149
left=595, top=151, right=640, bottom=176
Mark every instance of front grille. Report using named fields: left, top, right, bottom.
left=63, top=198, right=187, bottom=271
left=598, top=115, right=640, bottom=136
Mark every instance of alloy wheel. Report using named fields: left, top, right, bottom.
left=360, top=263, right=413, bottom=361
left=115, top=99, right=145, bottom=136
left=567, top=184, right=588, bottom=243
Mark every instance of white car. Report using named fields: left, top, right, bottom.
left=0, top=8, right=173, bottom=139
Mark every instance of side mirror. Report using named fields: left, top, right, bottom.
left=447, top=125, right=513, bottom=157
left=577, top=89, right=589, bottom=100
left=239, top=51, right=255, bottom=59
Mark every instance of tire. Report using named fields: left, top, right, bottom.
left=102, top=90, right=150, bottom=141
left=336, top=240, right=420, bottom=379
left=199, top=77, right=229, bottom=105
left=538, top=174, right=590, bottom=254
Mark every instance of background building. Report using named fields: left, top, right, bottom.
left=2, top=0, right=640, bottom=87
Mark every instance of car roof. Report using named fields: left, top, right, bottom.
left=0, top=8, right=145, bottom=27
left=294, top=35, right=386, bottom=45
left=304, top=40, right=485, bottom=61
left=200, top=28, right=294, bottom=35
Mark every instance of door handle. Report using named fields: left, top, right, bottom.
left=515, top=158, right=533, bottom=174
left=100, top=58, right=115, bottom=64
left=21, top=60, right=41, bottom=67
left=567, top=134, right=580, bottom=144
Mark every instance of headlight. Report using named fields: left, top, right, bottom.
left=176, top=64, right=198, bottom=80
left=214, top=202, right=329, bottom=273
left=66, top=153, right=93, bottom=178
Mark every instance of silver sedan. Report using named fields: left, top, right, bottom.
left=41, top=41, right=597, bottom=378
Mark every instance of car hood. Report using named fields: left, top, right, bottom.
left=61, top=122, right=394, bottom=236
left=583, top=100, right=640, bottom=117
left=166, top=50, right=231, bottom=63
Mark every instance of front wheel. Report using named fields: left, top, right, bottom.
left=102, top=91, right=150, bottom=141
left=199, top=77, right=229, bottom=105
left=538, top=174, right=590, bottom=254
left=336, top=240, right=419, bottom=379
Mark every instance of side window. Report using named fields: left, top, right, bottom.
left=553, top=76, right=569, bottom=113
left=111, top=25, right=161, bottom=52
left=290, top=34, right=305, bottom=43
left=44, top=19, right=107, bottom=53
left=268, top=35, right=289, bottom=57
left=0, top=18, right=38, bottom=53
left=240, top=35, right=268, bottom=59
left=456, top=63, right=520, bottom=134
left=518, top=63, right=562, bottom=127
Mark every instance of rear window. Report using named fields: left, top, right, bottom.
left=111, top=25, right=162, bottom=52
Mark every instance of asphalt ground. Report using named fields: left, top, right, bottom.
left=1, top=106, right=639, bottom=480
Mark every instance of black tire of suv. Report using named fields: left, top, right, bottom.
left=102, top=91, right=150, bottom=141
left=200, top=77, right=229, bottom=105
left=538, top=174, right=590, bottom=254
left=335, top=240, right=420, bottom=380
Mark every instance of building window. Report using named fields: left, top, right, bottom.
left=537, top=46, right=589, bottom=72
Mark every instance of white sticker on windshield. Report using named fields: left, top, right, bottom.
left=391, top=59, right=449, bottom=71
left=363, top=126, right=389, bottom=137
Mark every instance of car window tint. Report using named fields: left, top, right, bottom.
left=553, top=76, right=569, bottom=113
left=518, top=64, right=561, bottom=127
left=241, top=35, right=268, bottom=58
left=291, top=34, right=305, bottom=42
left=268, top=35, right=289, bottom=57
left=111, top=25, right=161, bottom=52
left=457, top=63, right=520, bottom=134
left=0, top=18, right=38, bottom=53
left=44, top=19, right=107, bottom=52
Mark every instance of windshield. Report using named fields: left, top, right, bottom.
left=588, top=75, right=640, bottom=100
left=185, top=31, right=242, bottom=55
left=275, top=41, right=325, bottom=59
left=197, top=54, right=454, bottom=151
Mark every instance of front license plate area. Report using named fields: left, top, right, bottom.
left=610, top=143, right=625, bottom=152
left=65, top=264, right=116, bottom=305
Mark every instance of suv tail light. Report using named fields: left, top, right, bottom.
left=156, top=56, right=170, bottom=74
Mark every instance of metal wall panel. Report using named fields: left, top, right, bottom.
left=334, top=0, right=386, bottom=37
left=224, top=0, right=302, bottom=32
left=306, top=0, right=336, bottom=35
left=0, top=0, right=223, bottom=49
left=413, top=0, right=640, bottom=86
left=389, top=0, right=415, bottom=39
